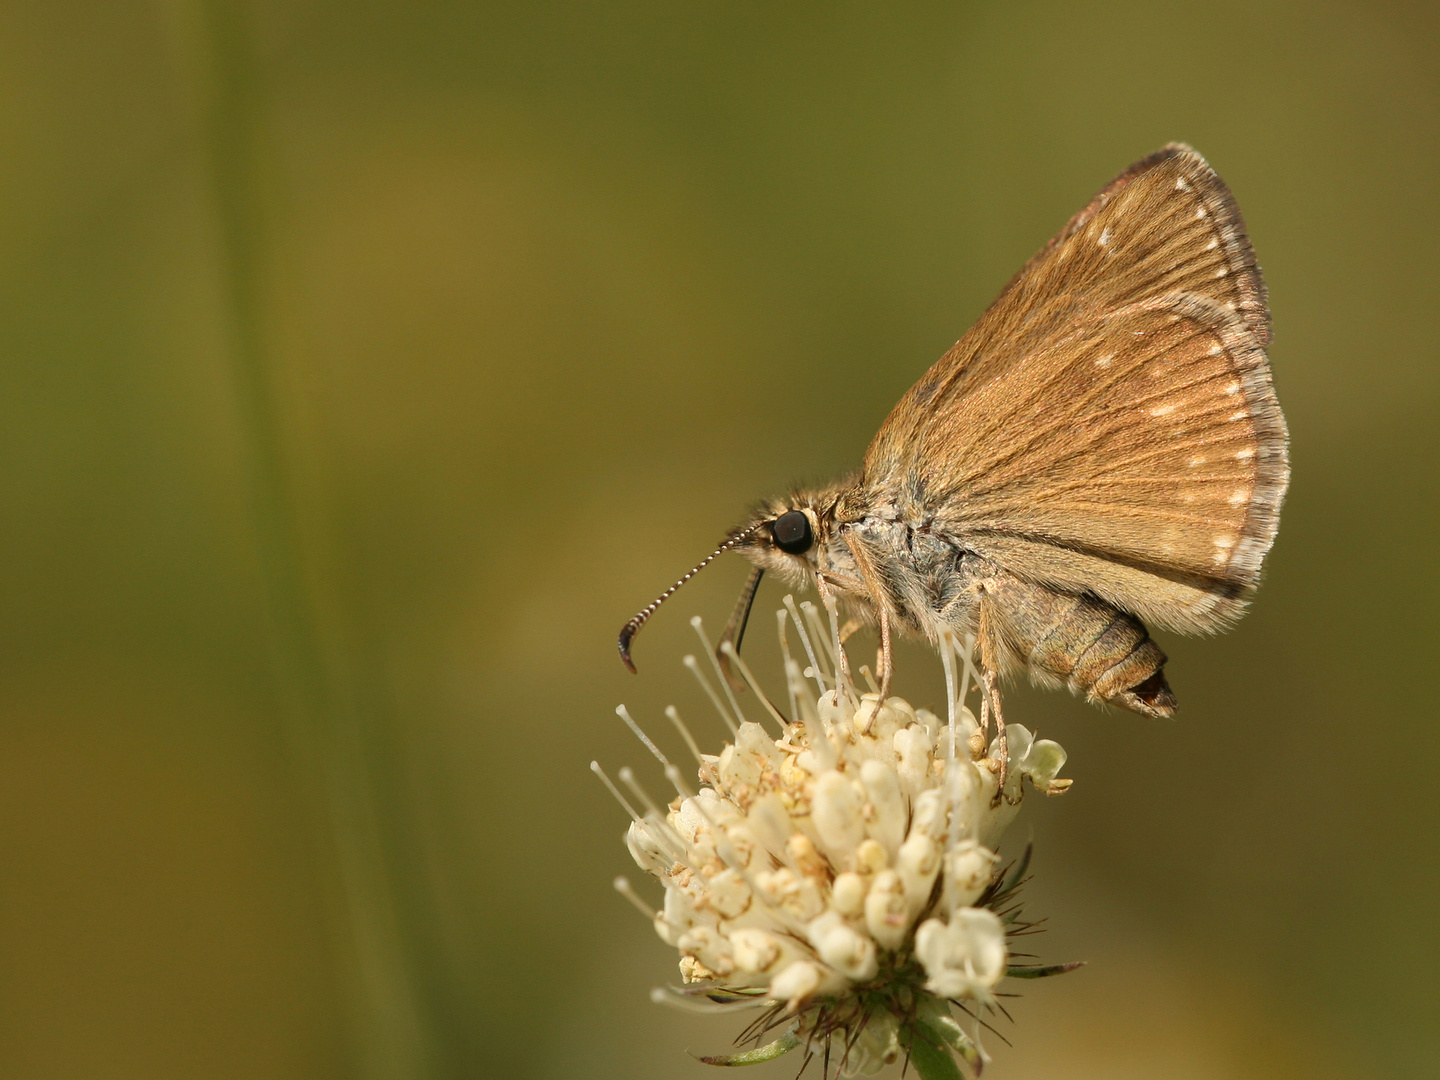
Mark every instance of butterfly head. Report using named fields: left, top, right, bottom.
left=727, top=486, right=852, bottom=589
left=616, top=484, right=854, bottom=673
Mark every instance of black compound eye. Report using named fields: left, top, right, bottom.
left=771, top=509, right=814, bottom=555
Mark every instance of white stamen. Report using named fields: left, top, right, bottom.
left=719, top=640, right=788, bottom=731
left=776, top=609, right=800, bottom=722
left=959, top=632, right=978, bottom=709
left=784, top=595, right=829, bottom=697
left=940, top=630, right=959, bottom=761
left=618, top=766, right=666, bottom=819
left=692, top=616, right=748, bottom=726
left=665, top=706, right=706, bottom=765
left=618, top=705, right=670, bottom=767
left=684, top=654, right=740, bottom=737
left=664, top=762, right=695, bottom=801
left=591, top=760, right=643, bottom=823
left=800, top=600, right=838, bottom=677
left=614, top=875, right=660, bottom=921
left=819, top=594, right=853, bottom=709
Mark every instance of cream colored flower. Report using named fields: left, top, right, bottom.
left=598, top=599, right=1075, bottom=1077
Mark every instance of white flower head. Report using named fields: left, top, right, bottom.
left=598, top=598, right=1076, bottom=1077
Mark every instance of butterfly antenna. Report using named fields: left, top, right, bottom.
left=618, top=524, right=763, bottom=673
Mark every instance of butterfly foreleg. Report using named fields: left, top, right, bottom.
left=812, top=570, right=856, bottom=697
left=838, top=528, right=898, bottom=724
left=875, top=607, right=893, bottom=701
left=974, top=586, right=1011, bottom=805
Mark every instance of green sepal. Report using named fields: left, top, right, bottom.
left=695, top=1032, right=800, bottom=1066
left=904, top=1026, right=968, bottom=1080
left=1006, top=961, right=1085, bottom=979
left=997, top=843, right=1033, bottom=900
left=904, top=992, right=981, bottom=1079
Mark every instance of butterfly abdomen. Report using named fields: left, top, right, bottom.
left=985, top=576, right=1177, bottom=719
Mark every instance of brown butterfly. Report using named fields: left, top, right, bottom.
left=619, top=144, right=1288, bottom=777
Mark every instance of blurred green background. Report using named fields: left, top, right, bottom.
left=3, top=1, right=1437, bottom=1077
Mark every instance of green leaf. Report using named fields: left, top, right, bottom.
left=695, top=1033, right=800, bottom=1066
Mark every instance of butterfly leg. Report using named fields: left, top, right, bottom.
left=838, top=528, right=896, bottom=724
left=812, top=571, right=856, bottom=696
left=975, top=592, right=1010, bottom=805
left=875, top=606, right=893, bottom=701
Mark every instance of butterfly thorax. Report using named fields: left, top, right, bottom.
left=814, top=485, right=984, bottom=643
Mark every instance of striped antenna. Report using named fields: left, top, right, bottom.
left=617, top=523, right=764, bottom=673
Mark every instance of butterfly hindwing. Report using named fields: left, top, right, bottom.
left=922, top=292, right=1287, bottom=633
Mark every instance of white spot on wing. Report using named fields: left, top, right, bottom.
left=1098, top=226, right=1112, bottom=247
left=1094, top=353, right=1113, bottom=368
left=1206, top=238, right=1219, bottom=250
left=1188, top=455, right=1205, bottom=467
left=1150, top=403, right=1177, bottom=417
left=1208, top=345, right=1223, bottom=356
left=1215, top=268, right=1229, bottom=278
left=1225, top=381, right=1240, bottom=395
left=1229, top=488, right=1249, bottom=506
left=1236, top=448, right=1255, bottom=460
left=1176, top=177, right=1192, bottom=192
left=1196, top=205, right=1208, bottom=219
left=1228, top=410, right=1247, bottom=422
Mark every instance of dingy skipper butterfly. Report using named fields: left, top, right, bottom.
left=618, top=145, right=1289, bottom=786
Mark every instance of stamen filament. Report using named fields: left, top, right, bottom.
left=691, top=616, right=748, bottom=726
left=590, top=760, right=642, bottom=823
left=719, top=640, right=788, bottom=732
left=664, top=706, right=705, bottom=765
left=613, top=875, right=659, bottom=921
left=684, top=654, right=740, bottom=737
left=776, top=609, right=800, bottom=722
left=784, top=594, right=829, bottom=697
left=617, top=705, right=670, bottom=767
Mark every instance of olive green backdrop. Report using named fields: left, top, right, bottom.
left=2, top=2, right=1436, bottom=1077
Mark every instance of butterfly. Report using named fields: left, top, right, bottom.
left=620, top=144, right=1288, bottom=782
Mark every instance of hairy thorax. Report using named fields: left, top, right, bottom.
left=830, top=510, right=987, bottom=643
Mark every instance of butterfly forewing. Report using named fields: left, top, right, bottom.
left=865, top=143, right=1269, bottom=484
left=915, top=292, right=1286, bottom=634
